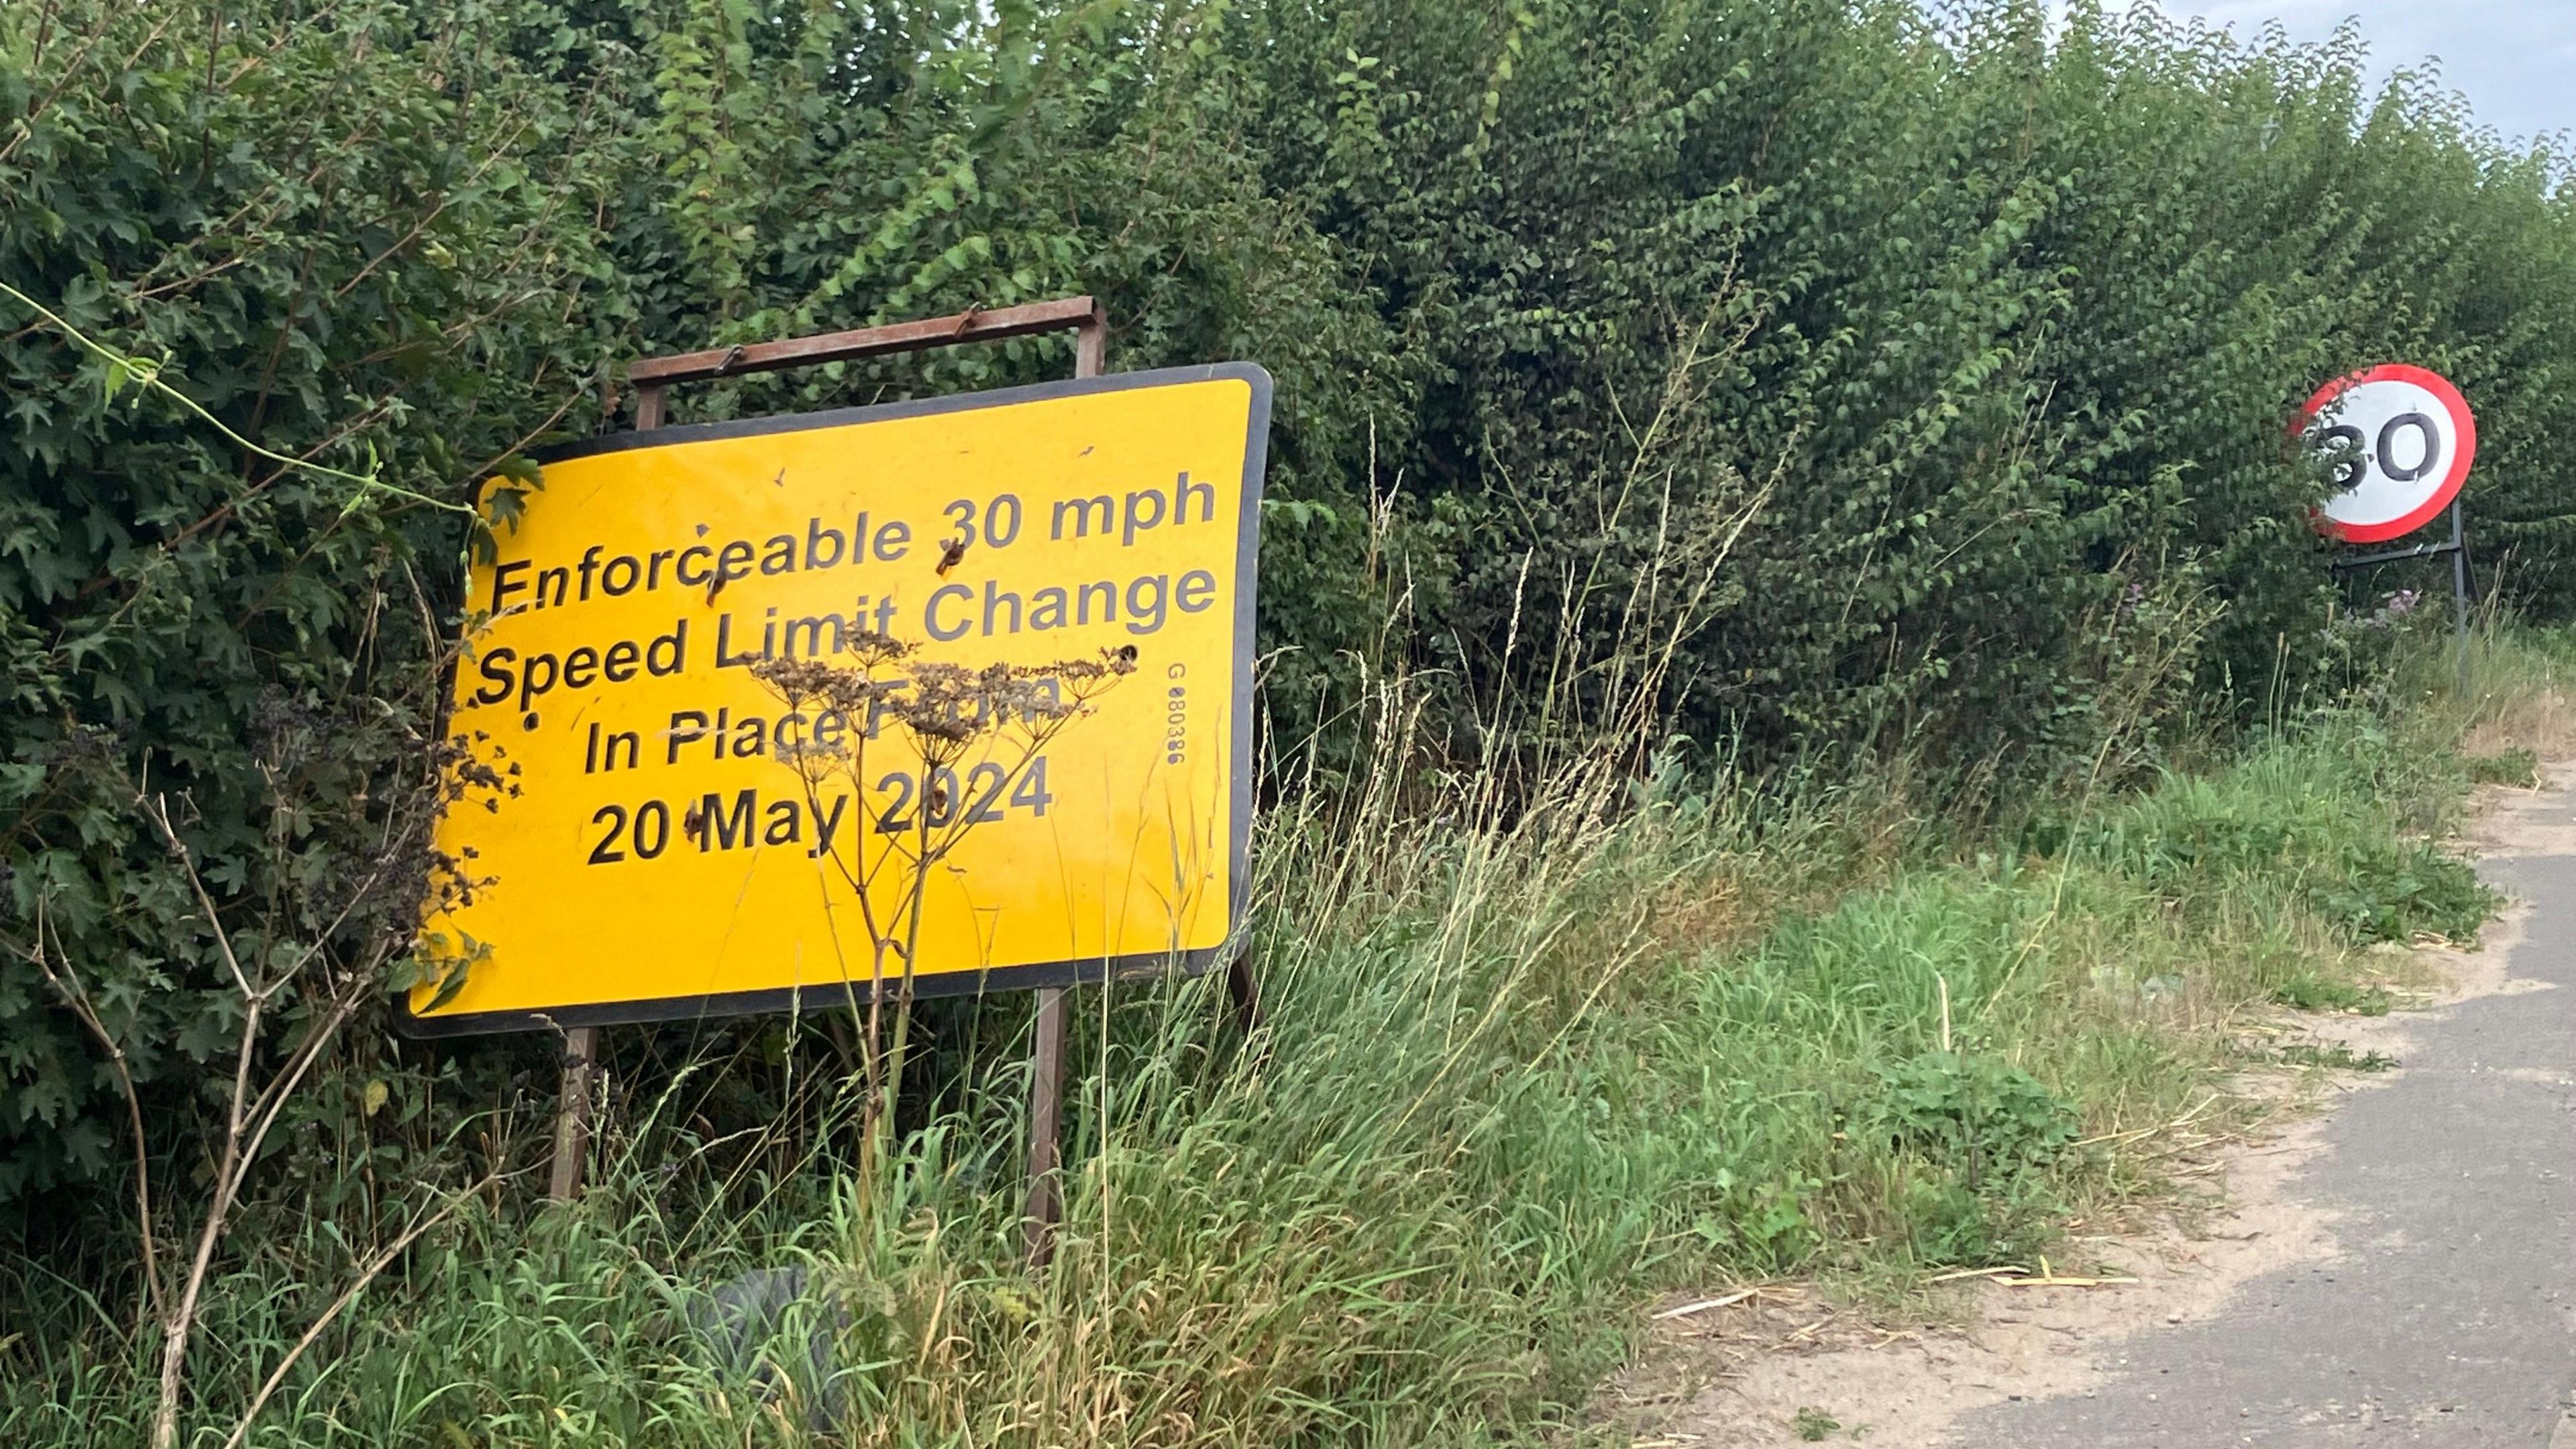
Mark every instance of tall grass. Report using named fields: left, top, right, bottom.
left=3, top=625, right=2551, bottom=1448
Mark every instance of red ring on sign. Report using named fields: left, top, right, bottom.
left=2296, top=363, right=2477, bottom=545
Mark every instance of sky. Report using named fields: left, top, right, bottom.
left=2127, top=1, right=2576, bottom=144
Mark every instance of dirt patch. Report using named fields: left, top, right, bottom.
left=1603, top=781, right=2561, bottom=1449
left=1602, top=1113, right=2347, bottom=1448
left=2467, top=760, right=2576, bottom=859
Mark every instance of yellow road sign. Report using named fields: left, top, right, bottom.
left=403, top=364, right=1268, bottom=1034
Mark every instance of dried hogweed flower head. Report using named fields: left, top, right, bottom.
left=885, top=661, right=983, bottom=750
left=750, top=641, right=1140, bottom=775
left=1032, top=645, right=1140, bottom=706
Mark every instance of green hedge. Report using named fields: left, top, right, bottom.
left=4, top=0, right=2573, bottom=1208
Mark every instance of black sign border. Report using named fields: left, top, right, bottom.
left=398, top=362, right=1270, bottom=1038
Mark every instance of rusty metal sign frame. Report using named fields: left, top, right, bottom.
left=623, top=296, right=1106, bottom=427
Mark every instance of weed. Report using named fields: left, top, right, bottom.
left=1865, top=1053, right=2079, bottom=1175
left=2465, top=748, right=2540, bottom=788
left=2270, top=974, right=2395, bottom=1016
left=2308, top=841, right=2498, bottom=945
left=1793, top=1405, right=1842, bottom=1440
left=2277, top=1042, right=2400, bottom=1073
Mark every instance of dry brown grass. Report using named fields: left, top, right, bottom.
left=2438, top=628, right=2576, bottom=761
left=2459, top=684, right=2576, bottom=760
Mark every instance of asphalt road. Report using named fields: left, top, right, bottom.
left=1959, top=812, right=2576, bottom=1446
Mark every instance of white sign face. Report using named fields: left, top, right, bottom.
left=2299, top=364, right=2476, bottom=545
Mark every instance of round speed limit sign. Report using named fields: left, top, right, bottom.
left=2299, top=363, right=2476, bottom=544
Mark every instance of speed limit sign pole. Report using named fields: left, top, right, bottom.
left=2302, top=364, right=2479, bottom=689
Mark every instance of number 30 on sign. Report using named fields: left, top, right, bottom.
left=2299, top=363, right=2477, bottom=545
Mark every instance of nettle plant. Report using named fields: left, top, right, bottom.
left=749, top=639, right=1134, bottom=1139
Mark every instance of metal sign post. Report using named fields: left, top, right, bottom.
left=519, top=297, right=1122, bottom=1228
left=2329, top=498, right=2473, bottom=691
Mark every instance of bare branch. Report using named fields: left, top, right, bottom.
left=20, top=897, right=166, bottom=1331
left=140, top=791, right=254, bottom=1000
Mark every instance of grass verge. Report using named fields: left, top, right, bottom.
left=9, top=626, right=2574, bottom=1448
